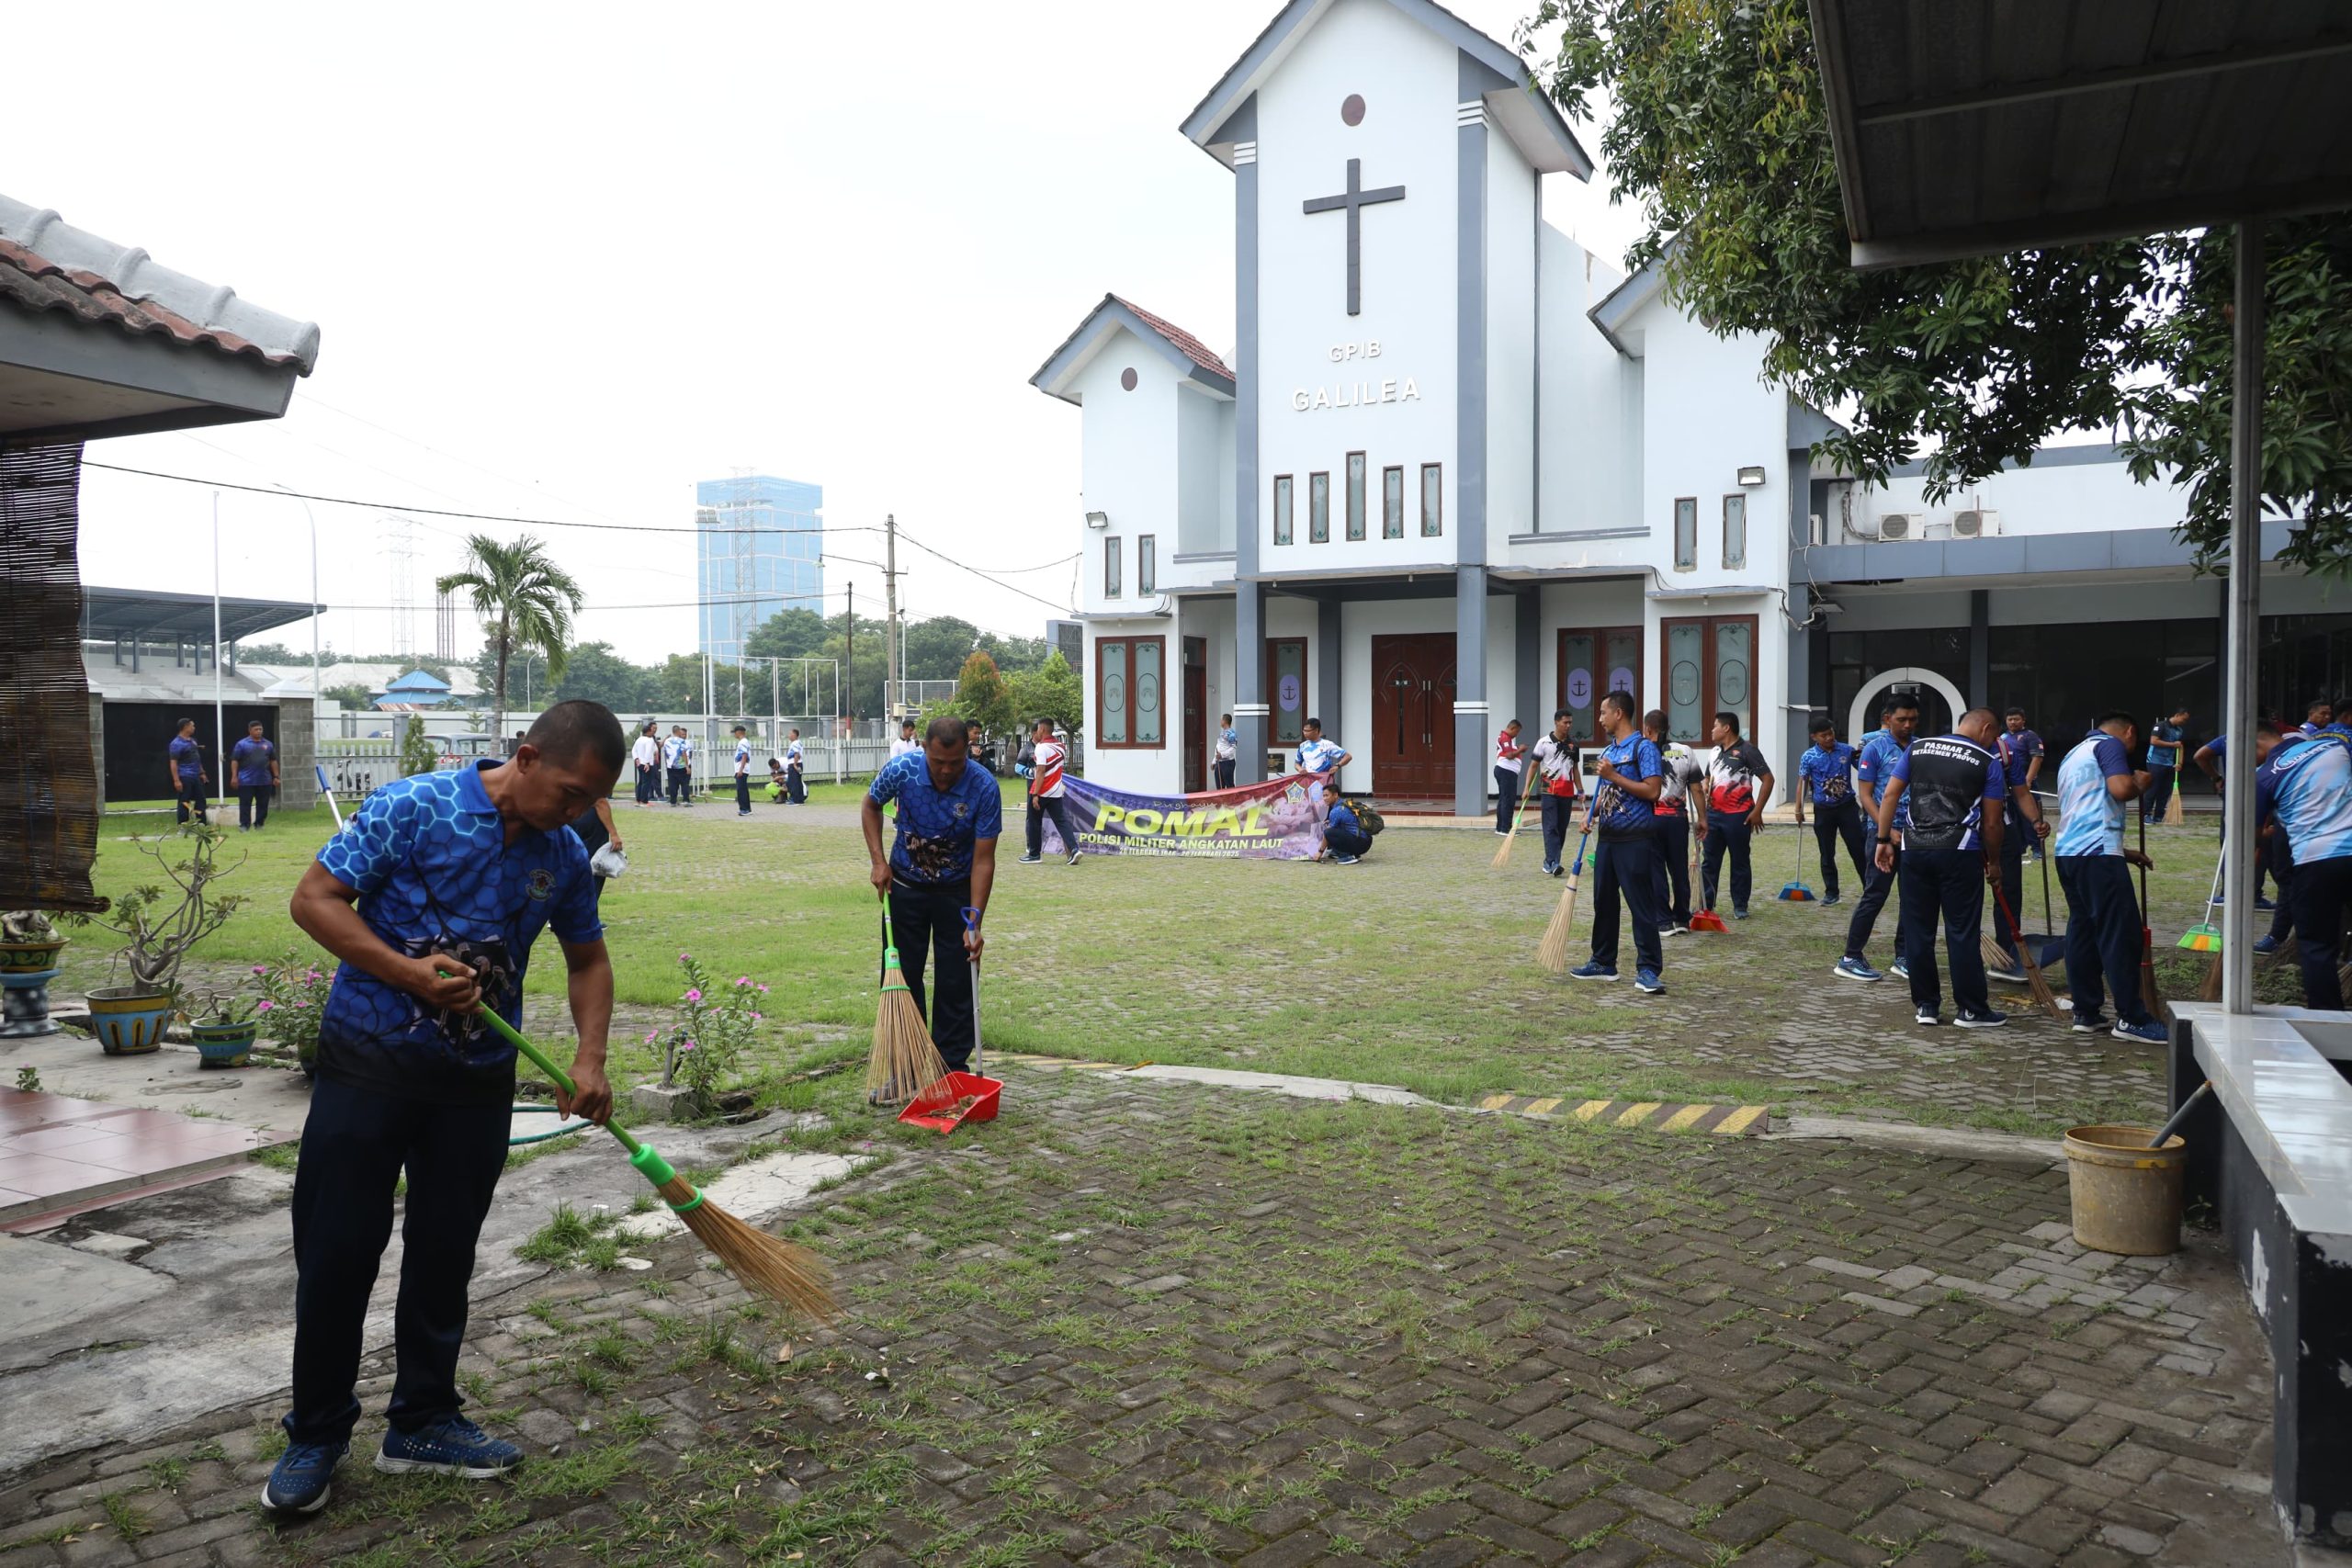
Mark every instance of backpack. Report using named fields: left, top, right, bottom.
left=1347, top=799, right=1385, bottom=836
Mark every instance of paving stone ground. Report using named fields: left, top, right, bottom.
left=0, top=1068, right=2285, bottom=1568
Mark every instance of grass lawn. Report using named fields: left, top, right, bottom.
left=58, top=797, right=2276, bottom=1133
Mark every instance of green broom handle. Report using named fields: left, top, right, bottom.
left=458, top=995, right=696, bottom=1209
left=471, top=1005, right=698, bottom=1208
left=469, top=1003, right=647, bottom=1158
left=878, top=893, right=910, bottom=993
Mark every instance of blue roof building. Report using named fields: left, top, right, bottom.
left=378, top=668, right=453, bottom=708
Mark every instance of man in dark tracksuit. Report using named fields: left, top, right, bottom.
left=1570, top=691, right=1668, bottom=993
left=266, top=700, right=625, bottom=1515
left=1836, top=694, right=1919, bottom=983
left=1873, top=706, right=2009, bottom=1029
left=860, top=717, right=1001, bottom=1073
left=1793, top=714, right=1864, bottom=904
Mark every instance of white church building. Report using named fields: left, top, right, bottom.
left=1034, top=0, right=2337, bottom=814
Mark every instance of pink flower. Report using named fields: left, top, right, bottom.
left=757, top=985, right=769, bottom=995
left=643, top=1030, right=657, bottom=1043
left=735, top=976, right=750, bottom=987
left=684, top=988, right=702, bottom=1003
left=750, top=1012, right=763, bottom=1022
left=291, top=1001, right=306, bottom=1009
left=306, top=970, right=321, bottom=981
left=256, top=1000, right=274, bottom=1012
left=680, top=1039, right=697, bottom=1053
left=251, top=964, right=267, bottom=976
left=678, top=952, right=691, bottom=963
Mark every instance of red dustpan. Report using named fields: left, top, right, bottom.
left=898, top=1069, right=1000, bottom=1134
left=899, top=908, right=1003, bottom=1134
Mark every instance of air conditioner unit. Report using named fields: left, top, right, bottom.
left=1808, top=512, right=1826, bottom=546
left=1953, top=509, right=2002, bottom=538
left=1877, top=512, right=1917, bottom=541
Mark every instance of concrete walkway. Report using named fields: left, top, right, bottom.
left=0, top=1066, right=2294, bottom=1567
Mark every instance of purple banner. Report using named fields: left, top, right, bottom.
left=1038, top=774, right=1330, bottom=860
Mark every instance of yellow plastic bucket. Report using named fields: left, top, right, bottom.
left=2062, top=1123, right=2187, bottom=1257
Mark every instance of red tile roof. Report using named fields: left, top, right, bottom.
left=1113, top=296, right=1231, bottom=381
left=0, top=237, right=309, bottom=369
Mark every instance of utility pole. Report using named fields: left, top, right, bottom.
left=884, top=513, right=901, bottom=725
left=844, top=583, right=855, bottom=732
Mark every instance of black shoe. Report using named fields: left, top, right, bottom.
left=263, top=1438, right=346, bottom=1514
left=1017, top=854, right=1042, bottom=864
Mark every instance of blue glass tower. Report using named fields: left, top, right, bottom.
left=695, top=475, right=823, bottom=663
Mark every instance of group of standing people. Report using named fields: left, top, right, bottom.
left=2192, top=699, right=2352, bottom=1010
left=1483, top=692, right=2218, bottom=1038
left=628, top=724, right=696, bottom=807
left=1497, top=701, right=1776, bottom=952
left=167, top=716, right=280, bottom=829
left=1813, top=694, right=2170, bottom=1039
left=624, top=722, right=810, bottom=813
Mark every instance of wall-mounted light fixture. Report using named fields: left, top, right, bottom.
left=1736, top=466, right=1768, bottom=488
left=1084, top=510, right=1110, bottom=529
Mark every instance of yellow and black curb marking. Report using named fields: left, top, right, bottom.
left=1476, top=1094, right=1770, bottom=1135
left=987, top=1055, right=1769, bottom=1135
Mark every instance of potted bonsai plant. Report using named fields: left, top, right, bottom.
left=251, top=951, right=333, bottom=1077
left=0, top=910, right=68, bottom=978
left=79, top=824, right=245, bottom=1055
left=186, top=990, right=261, bottom=1068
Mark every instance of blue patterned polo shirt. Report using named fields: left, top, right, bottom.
left=314, top=761, right=600, bottom=1101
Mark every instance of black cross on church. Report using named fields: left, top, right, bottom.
left=1302, top=157, right=1405, bottom=317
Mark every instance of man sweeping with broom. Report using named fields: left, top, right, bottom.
left=1568, top=691, right=1668, bottom=994
left=269, top=700, right=626, bottom=1516
left=2052, top=712, right=2165, bottom=1042
left=862, top=716, right=1001, bottom=1077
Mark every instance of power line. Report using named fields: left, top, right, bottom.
left=85, top=457, right=1074, bottom=617
left=895, top=533, right=1072, bottom=614
left=85, top=461, right=872, bottom=536
left=295, top=590, right=1043, bottom=642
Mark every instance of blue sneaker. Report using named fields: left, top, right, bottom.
left=1634, top=968, right=1664, bottom=994
left=1985, top=963, right=2029, bottom=985
left=2111, top=1018, right=2169, bottom=1044
left=1732, top=908, right=1750, bottom=920
left=1955, top=1007, right=2009, bottom=1030
left=1889, top=959, right=1910, bottom=981
left=2253, top=933, right=2281, bottom=955
left=2256, top=897, right=2277, bottom=912
left=1333, top=854, right=1361, bottom=865
left=1833, top=956, right=1882, bottom=982
left=2071, top=1012, right=2112, bottom=1033
left=1821, top=894, right=1842, bottom=907
left=376, top=1416, right=523, bottom=1479
left=1568, top=962, right=1620, bottom=982
left=263, top=1438, right=346, bottom=1514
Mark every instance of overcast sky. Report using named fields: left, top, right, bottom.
left=24, top=0, right=1641, bottom=667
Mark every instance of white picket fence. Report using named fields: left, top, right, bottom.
left=311, top=728, right=1072, bottom=800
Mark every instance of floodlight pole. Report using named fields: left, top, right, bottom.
left=2222, top=221, right=2265, bottom=1015
left=211, top=491, right=224, bottom=796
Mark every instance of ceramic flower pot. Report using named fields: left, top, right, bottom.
left=0, top=938, right=67, bottom=979
left=189, top=1020, right=259, bottom=1068
left=85, top=986, right=176, bottom=1055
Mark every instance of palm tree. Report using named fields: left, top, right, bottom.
left=435, top=534, right=584, bottom=740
